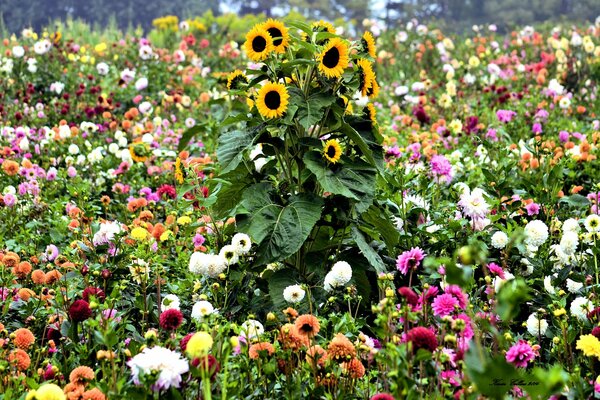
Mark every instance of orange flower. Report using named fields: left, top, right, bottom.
left=9, top=349, right=31, bottom=370
left=17, top=288, right=35, bottom=301
left=65, top=382, right=85, bottom=400
left=2, top=160, right=19, bottom=176
left=45, top=270, right=63, bottom=285
left=342, top=357, right=365, bottom=379
left=283, top=307, right=298, bottom=320
left=248, top=342, right=275, bottom=360
left=82, top=388, right=106, bottom=400
left=12, top=261, right=32, bottom=279
left=70, top=365, right=95, bottom=384
left=294, top=314, right=320, bottom=337
left=13, top=328, right=35, bottom=349
left=2, top=251, right=20, bottom=268
left=306, top=345, right=327, bottom=368
left=279, top=324, right=309, bottom=350
left=138, top=210, right=154, bottom=222
left=327, top=333, right=356, bottom=361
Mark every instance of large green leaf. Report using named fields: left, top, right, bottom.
left=304, top=151, right=376, bottom=213
left=361, top=205, right=400, bottom=251
left=216, top=125, right=263, bottom=174
left=351, top=226, right=386, bottom=274
left=239, top=183, right=323, bottom=264
left=496, top=278, right=531, bottom=322
left=289, top=88, right=336, bottom=131
left=465, top=347, right=521, bottom=399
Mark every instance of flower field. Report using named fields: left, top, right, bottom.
left=1, top=13, right=600, bottom=399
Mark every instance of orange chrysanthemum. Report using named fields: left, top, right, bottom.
left=13, top=328, right=35, bottom=350
left=2, top=251, right=20, bottom=268
left=2, top=160, right=19, bottom=176
left=17, top=288, right=35, bottom=301
left=69, top=366, right=95, bottom=384
left=9, top=349, right=31, bottom=370
left=327, top=333, right=356, bottom=361
left=294, top=314, right=320, bottom=337
left=342, top=357, right=365, bottom=379
left=283, top=307, right=298, bottom=320
left=248, top=342, right=275, bottom=360
left=65, top=382, right=85, bottom=400
left=82, top=388, right=106, bottom=400
left=279, top=324, right=309, bottom=350
left=31, top=269, right=46, bottom=284
left=12, top=261, right=32, bottom=279
left=44, top=270, right=63, bottom=285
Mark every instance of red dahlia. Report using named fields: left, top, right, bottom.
left=405, top=326, right=438, bottom=352
left=69, top=299, right=92, bottom=322
left=159, top=309, right=183, bottom=331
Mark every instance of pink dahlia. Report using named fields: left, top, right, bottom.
left=505, top=340, right=536, bottom=368
left=444, top=285, right=468, bottom=309
left=431, top=293, right=459, bottom=317
left=396, top=247, right=425, bottom=275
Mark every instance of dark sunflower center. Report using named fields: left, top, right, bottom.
left=327, top=145, right=337, bottom=158
left=264, top=91, right=281, bottom=110
left=252, top=36, right=267, bottom=53
left=267, top=28, right=283, bottom=46
left=323, top=47, right=340, bottom=68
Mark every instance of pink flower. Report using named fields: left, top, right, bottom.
left=396, top=247, right=425, bottom=275
left=444, top=285, right=468, bottom=309
left=431, top=294, right=459, bottom=317
left=525, top=202, right=540, bottom=216
left=487, top=262, right=505, bottom=279
left=505, top=340, right=536, bottom=368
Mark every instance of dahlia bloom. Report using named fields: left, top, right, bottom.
left=128, top=346, right=189, bottom=391
left=431, top=293, right=459, bottom=317
left=396, top=247, right=425, bottom=275
left=505, top=340, right=536, bottom=368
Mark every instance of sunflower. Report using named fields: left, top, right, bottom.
left=323, top=139, right=343, bottom=163
left=356, top=58, right=375, bottom=96
left=256, top=82, right=290, bottom=119
left=339, top=95, right=353, bottom=115
left=244, top=25, right=274, bottom=61
left=304, top=20, right=336, bottom=44
left=227, top=70, right=248, bottom=90
left=262, top=19, right=289, bottom=53
left=129, top=143, right=149, bottom=163
left=174, top=157, right=184, bottom=184
left=361, top=31, right=376, bottom=58
left=318, top=38, right=349, bottom=79
left=365, top=104, right=377, bottom=126
left=366, top=78, right=380, bottom=99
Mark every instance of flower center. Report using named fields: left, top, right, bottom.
left=323, top=47, right=340, bottom=68
left=267, top=28, right=283, bottom=46
left=264, top=91, right=281, bottom=110
left=252, top=36, right=267, bottom=53
left=327, top=145, right=337, bottom=158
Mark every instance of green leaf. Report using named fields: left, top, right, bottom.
left=178, top=125, right=203, bottom=152
left=289, top=88, right=336, bottom=131
left=239, top=184, right=323, bottom=264
left=216, top=127, right=259, bottom=174
left=465, top=348, right=521, bottom=399
left=559, top=194, right=590, bottom=208
left=524, top=365, right=569, bottom=399
left=351, top=226, right=386, bottom=274
left=304, top=151, right=376, bottom=212
left=496, top=278, right=531, bottom=322
left=339, top=122, right=380, bottom=169
left=362, top=205, right=400, bottom=250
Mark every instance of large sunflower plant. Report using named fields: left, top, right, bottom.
left=182, top=20, right=397, bottom=313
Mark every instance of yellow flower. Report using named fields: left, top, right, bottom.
left=94, top=42, right=107, bottom=54
left=468, top=55, right=480, bottom=68
left=159, top=230, right=173, bottom=242
left=553, top=308, right=566, bottom=317
left=256, top=82, right=289, bottom=119
left=356, top=58, right=375, bottom=97
left=226, top=70, right=248, bottom=91
left=261, top=19, right=289, bottom=54
left=365, top=103, right=377, bottom=126
left=361, top=31, right=376, bottom=58
left=318, top=38, right=349, bottom=79
left=576, top=334, right=600, bottom=358
left=174, top=157, right=184, bottom=184
left=244, top=25, right=274, bottom=62
left=186, top=332, right=213, bottom=358
left=27, top=383, right=66, bottom=400
left=131, top=227, right=149, bottom=240
left=323, top=139, right=343, bottom=164
left=177, top=216, right=192, bottom=225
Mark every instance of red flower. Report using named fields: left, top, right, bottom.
left=69, top=299, right=92, bottom=322
left=370, top=394, right=395, bottom=400
left=82, top=287, right=105, bottom=303
left=159, top=309, right=183, bottom=331
left=192, top=354, right=220, bottom=380
left=157, top=184, right=177, bottom=200
left=405, top=327, right=438, bottom=352
left=397, top=287, right=418, bottom=306
left=180, top=332, right=195, bottom=351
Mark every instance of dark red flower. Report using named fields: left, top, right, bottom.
left=405, top=327, right=438, bottom=352
left=159, top=309, right=183, bottom=331
left=69, top=299, right=92, bottom=322
left=397, top=287, right=418, bottom=307
left=412, top=105, right=430, bottom=125
left=180, top=332, right=195, bottom=351
left=46, top=324, right=62, bottom=342
left=157, top=184, right=177, bottom=200
left=82, top=287, right=105, bottom=303
left=592, top=327, right=600, bottom=339
left=588, top=308, right=600, bottom=321
left=192, top=354, right=220, bottom=380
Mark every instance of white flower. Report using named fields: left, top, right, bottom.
left=493, top=271, right=515, bottom=293
left=562, top=218, right=580, bottom=233
left=566, top=279, right=583, bottom=293
left=324, top=261, right=353, bottom=291
left=68, top=144, right=80, bottom=155
left=543, top=275, right=556, bottom=294
left=12, top=46, right=25, bottom=58
left=93, top=221, right=123, bottom=246
left=240, top=319, right=264, bottom=339
left=394, top=85, right=409, bottom=96
left=353, top=91, right=369, bottom=107
left=120, top=68, right=136, bottom=83
left=139, top=101, right=153, bottom=115
left=283, top=284, right=305, bottom=303
left=135, top=77, right=148, bottom=91
left=50, top=81, right=65, bottom=94
left=219, top=244, right=239, bottom=266
left=129, top=259, right=150, bottom=284
left=560, top=231, right=579, bottom=255
left=393, top=216, right=404, bottom=232
left=161, top=294, right=181, bottom=312
left=191, top=300, right=215, bottom=321
left=189, top=252, right=210, bottom=275
left=231, top=233, right=252, bottom=255
left=584, top=214, right=600, bottom=233
left=97, top=62, right=109, bottom=75
left=458, top=188, right=490, bottom=219
left=127, top=346, right=189, bottom=390
left=139, top=45, right=153, bottom=60
left=33, top=39, right=51, bottom=55
left=524, top=220, right=549, bottom=247
left=526, top=313, right=548, bottom=336
left=491, top=231, right=509, bottom=249
left=559, top=97, right=571, bottom=109
left=570, top=296, right=593, bottom=321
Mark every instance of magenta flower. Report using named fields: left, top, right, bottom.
left=396, top=247, right=425, bottom=275
left=532, top=123, right=543, bottom=134
left=431, top=293, right=459, bottom=317
left=525, top=202, right=540, bottom=216
left=487, top=262, right=505, bottom=279
left=496, top=109, right=516, bottom=123
left=443, top=285, right=468, bottom=309
left=506, top=340, right=536, bottom=368
left=3, top=193, right=16, bottom=207
left=430, top=154, right=453, bottom=184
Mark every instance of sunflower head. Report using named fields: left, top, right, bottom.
left=304, top=20, right=336, bottom=44
left=257, top=82, right=290, bottom=119
left=366, top=78, right=380, bottom=99
left=261, top=19, right=289, bottom=53
left=174, top=157, right=184, bottom=184
left=361, top=31, right=376, bottom=58
left=244, top=25, right=274, bottom=61
left=356, top=58, right=375, bottom=97
left=364, top=104, right=377, bottom=126
left=323, top=139, right=343, bottom=164
left=318, top=38, right=349, bottom=79
left=338, top=95, right=354, bottom=115
left=227, top=70, right=249, bottom=90
left=129, top=143, right=150, bottom=163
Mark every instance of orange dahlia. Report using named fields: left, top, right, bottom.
left=248, top=342, right=275, bottom=360
left=13, top=328, right=35, bottom=349
left=69, top=366, right=95, bottom=384
left=294, top=314, right=320, bottom=337
left=327, top=333, right=356, bottom=361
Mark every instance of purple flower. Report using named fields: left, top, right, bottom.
left=396, top=247, right=425, bottom=275
left=485, top=128, right=498, bottom=141
left=506, top=340, right=536, bottom=368
left=430, top=154, right=453, bottom=184
left=67, top=166, right=77, bottom=178
left=496, top=109, right=516, bottom=123
left=193, top=234, right=206, bottom=247
left=525, top=202, right=540, bottom=216
left=532, top=123, right=543, bottom=134
left=558, top=131, right=569, bottom=143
